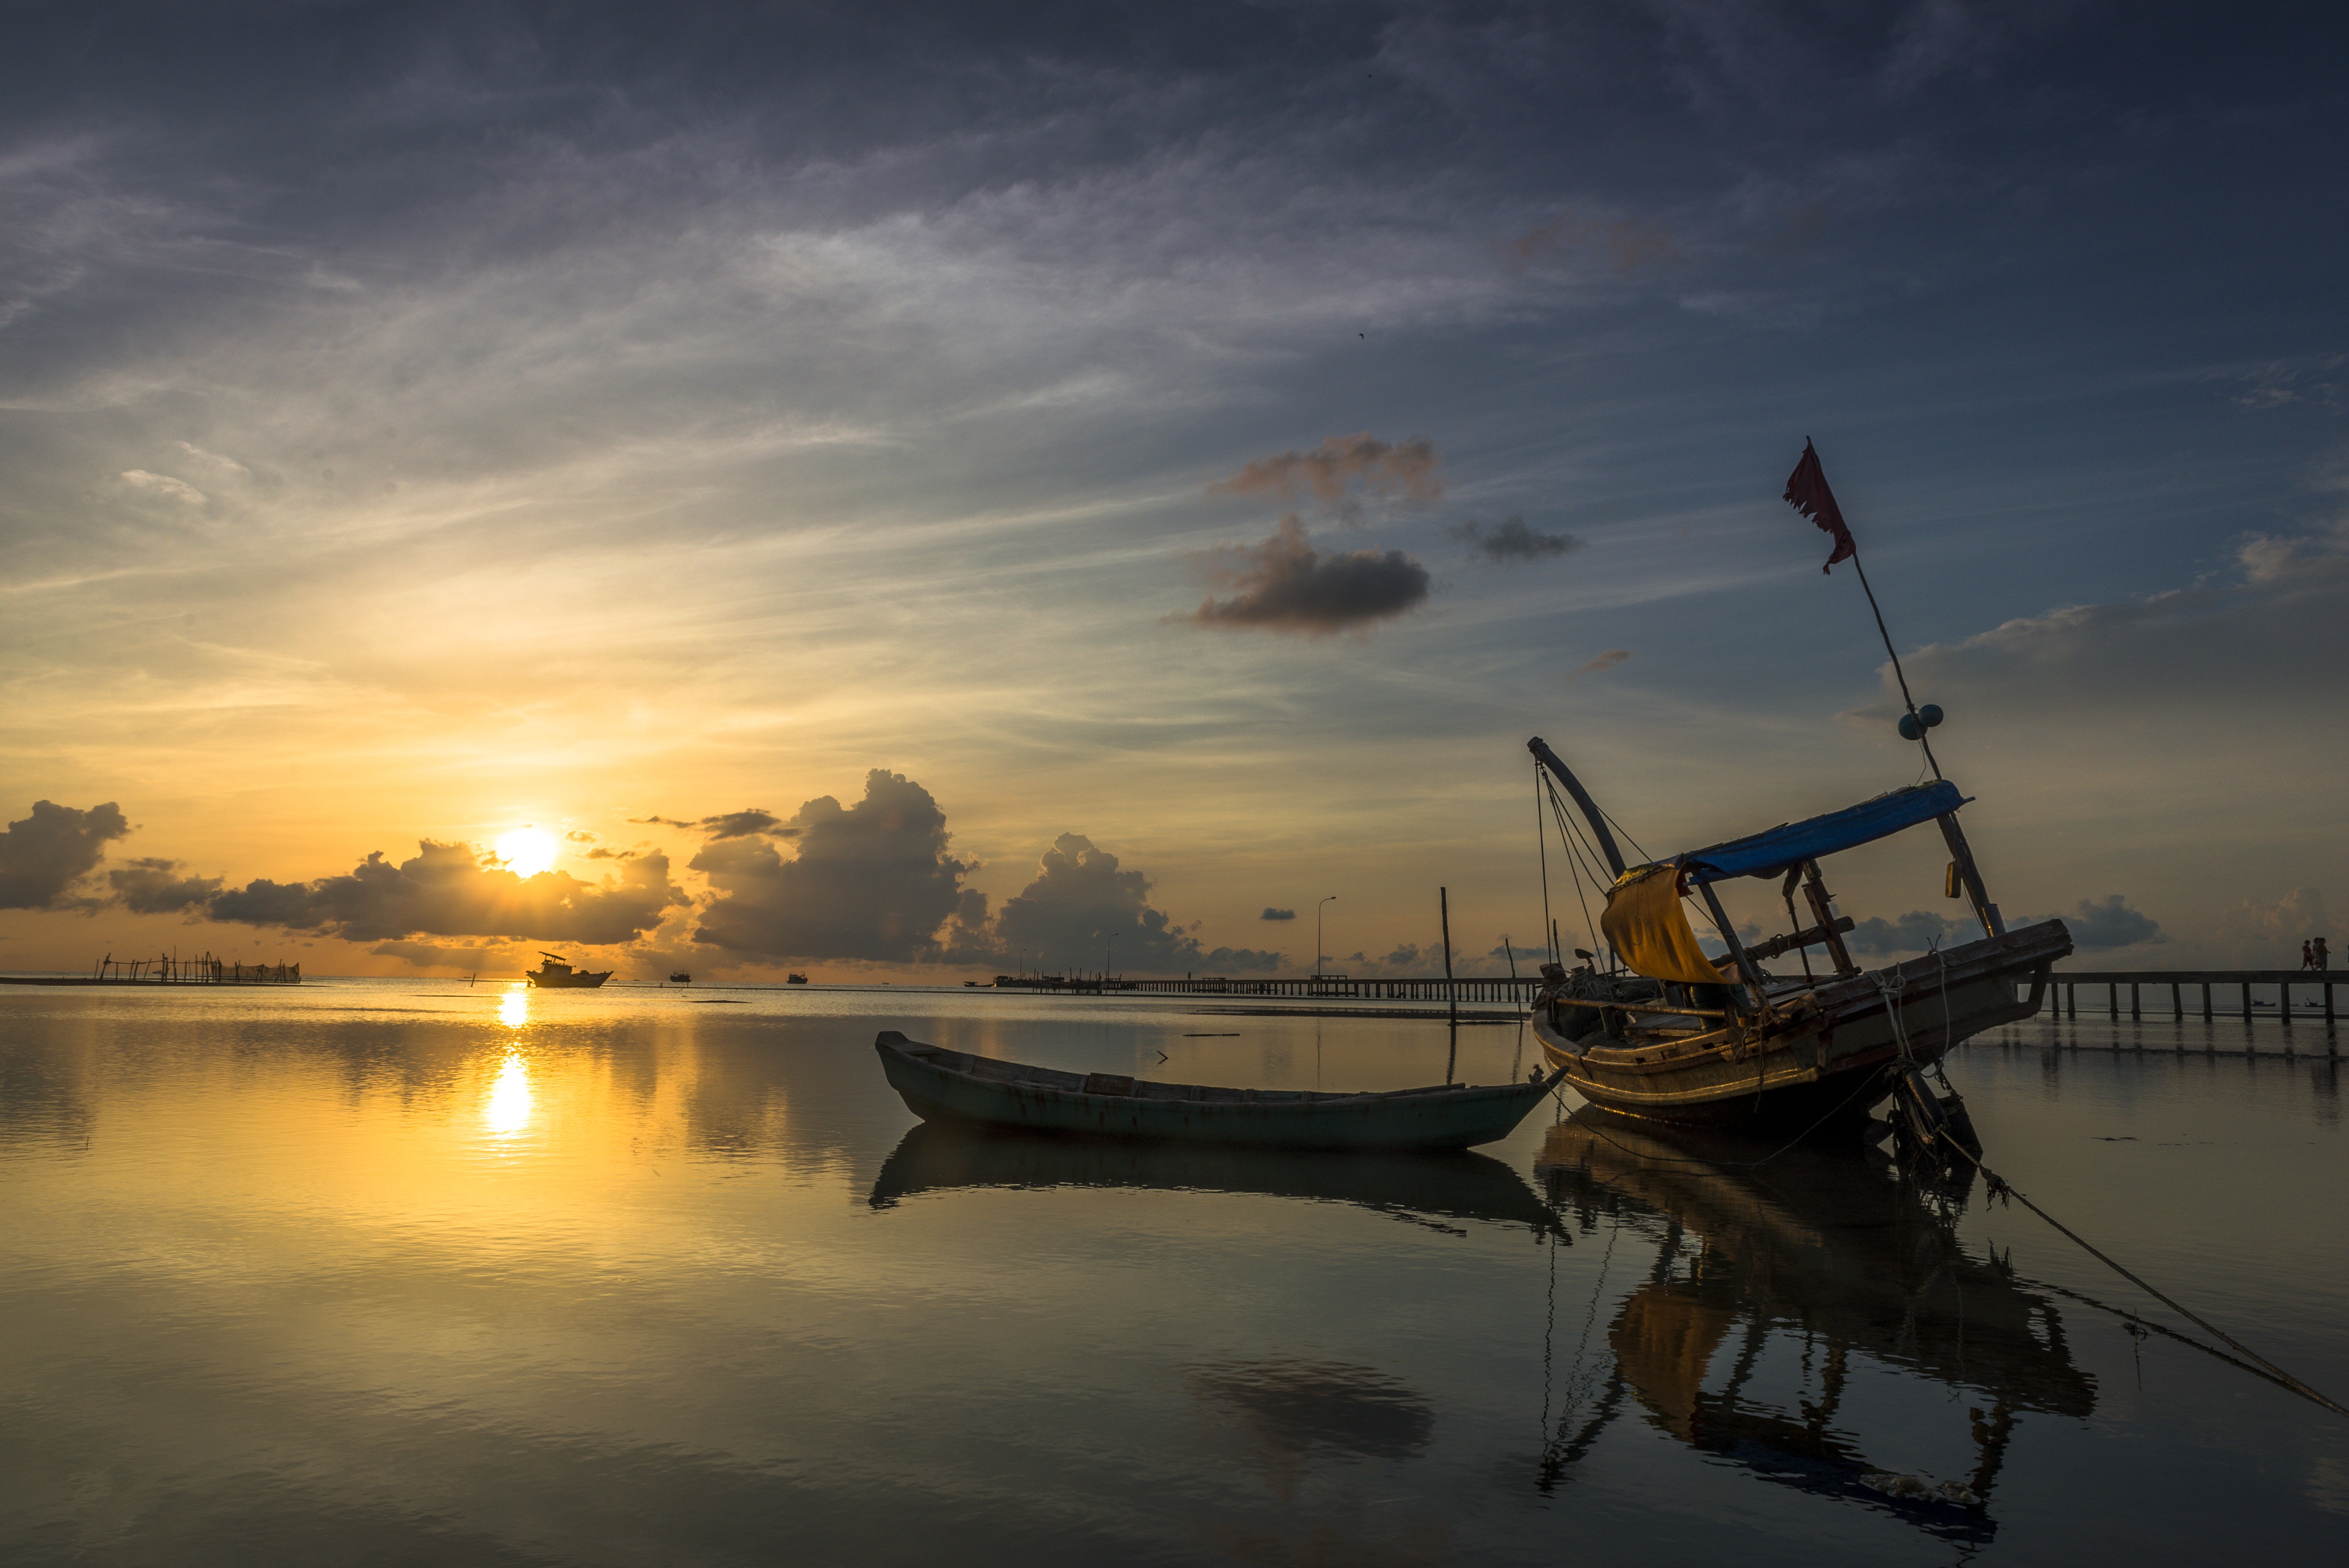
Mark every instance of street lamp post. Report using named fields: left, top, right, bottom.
left=1316, top=895, right=1337, bottom=984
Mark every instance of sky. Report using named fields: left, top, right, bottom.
left=2, top=0, right=2344, bottom=980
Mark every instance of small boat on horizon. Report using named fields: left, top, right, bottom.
left=787, top=972, right=810, bottom=985
left=874, top=1031, right=1562, bottom=1151
left=525, top=951, right=611, bottom=989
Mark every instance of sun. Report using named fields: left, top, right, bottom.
left=495, top=827, right=559, bottom=878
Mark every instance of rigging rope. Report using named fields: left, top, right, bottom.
left=1536, top=760, right=1558, bottom=966
left=1933, top=1129, right=2348, bottom=1418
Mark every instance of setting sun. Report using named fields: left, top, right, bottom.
left=494, top=828, right=558, bottom=879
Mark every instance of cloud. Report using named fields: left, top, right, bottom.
left=106, top=857, right=224, bottom=915
left=1888, top=526, right=2349, bottom=720
left=1499, top=210, right=1683, bottom=273
left=2205, top=887, right=2328, bottom=969
left=2013, top=895, right=2164, bottom=950
left=1845, top=910, right=1962, bottom=954
left=990, top=832, right=1281, bottom=974
left=1340, top=944, right=1434, bottom=978
left=1570, top=649, right=1633, bottom=680
left=368, top=938, right=517, bottom=970
left=1210, top=434, right=1443, bottom=507
left=1260, top=907, right=1296, bottom=920
left=1453, top=516, right=1584, bottom=563
left=690, top=770, right=981, bottom=961
left=116, top=469, right=205, bottom=505
left=1184, top=516, right=1431, bottom=636
left=1845, top=899, right=2161, bottom=955
left=634, top=810, right=799, bottom=839
left=0, top=800, right=131, bottom=910
left=205, top=841, right=684, bottom=944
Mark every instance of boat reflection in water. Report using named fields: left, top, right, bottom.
left=1534, top=1111, right=2096, bottom=1545
left=870, top=1120, right=1560, bottom=1238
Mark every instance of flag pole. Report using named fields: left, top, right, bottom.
left=1844, top=551, right=1941, bottom=782
left=1786, top=438, right=1941, bottom=781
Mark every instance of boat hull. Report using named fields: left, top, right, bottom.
left=876, top=1032, right=1558, bottom=1151
left=1534, top=921, right=2069, bottom=1132
left=526, top=971, right=611, bottom=988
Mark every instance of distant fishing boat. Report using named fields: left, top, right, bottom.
left=1526, top=738, right=2069, bottom=1132
left=787, top=973, right=809, bottom=985
left=525, top=951, right=611, bottom=989
left=668, top=972, right=690, bottom=984
left=875, top=1031, right=1562, bottom=1150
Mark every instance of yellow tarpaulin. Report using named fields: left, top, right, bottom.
left=1599, top=863, right=1726, bottom=986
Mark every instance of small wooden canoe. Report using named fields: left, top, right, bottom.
left=875, top=1031, right=1563, bottom=1150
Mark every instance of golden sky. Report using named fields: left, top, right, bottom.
left=3, top=5, right=2343, bottom=977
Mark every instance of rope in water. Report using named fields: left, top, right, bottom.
left=1932, top=1128, right=2348, bottom=1418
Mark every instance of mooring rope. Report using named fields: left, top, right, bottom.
left=1934, top=1129, right=2348, bottom=1418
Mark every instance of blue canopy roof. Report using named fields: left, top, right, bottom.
left=1679, top=779, right=1968, bottom=886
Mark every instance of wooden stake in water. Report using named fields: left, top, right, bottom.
left=1439, top=884, right=1459, bottom=1090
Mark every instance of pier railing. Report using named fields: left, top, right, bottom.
left=1121, top=976, right=1543, bottom=1003
left=2041, top=970, right=2337, bottom=1025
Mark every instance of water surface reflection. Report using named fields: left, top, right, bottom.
left=870, top=1121, right=1560, bottom=1237
left=1535, top=1111, right=2097, bottom=1544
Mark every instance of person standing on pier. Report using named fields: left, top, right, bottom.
left=2304, top=940, right=2317, bottom=970
left=2316, top=937, right=2331, bottom=972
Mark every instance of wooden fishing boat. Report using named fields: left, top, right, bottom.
left=1526, top=738, right=2070, bottom=1132
left=874, top=1031, right=1563, bottom=1150
left=525, top=951, right=611, bottom=989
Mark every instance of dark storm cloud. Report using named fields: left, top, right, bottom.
left=1211, top=434, right=1443, bottom=508
left=0, top=801, right=131, bottom=909
left=1185, top=517, right=1430, bottom=636
left=989, top=833, right=1281, bottom=975
left=107, top=857, right=223, bottom=915
left=690, top=770, right=981, bottom=962
left=1261, top=907, right=1296, bottom=921
left=205, top=842, right=684, bottom=944
left=1451, top=516, right=1583, bottom=563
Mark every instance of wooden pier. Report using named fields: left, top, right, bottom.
left=1122, top=974, right=1542, bottom=1003
left=2039, top=970, right=2338, bottom=1026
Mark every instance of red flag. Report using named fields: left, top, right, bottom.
left=1784, top=439, right=1855, bottom=574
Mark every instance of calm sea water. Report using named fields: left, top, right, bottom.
left=3, top=980, right=2343, bottom=1565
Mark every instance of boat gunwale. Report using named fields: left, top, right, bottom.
left=875, top=1032, right=1549, bottom=1109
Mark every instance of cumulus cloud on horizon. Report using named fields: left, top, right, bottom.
left=1184, top=516, right=1430, bottom=636
left=985, top=832, right=1281, bottom=975
left=190, top=842, right=686, bottom=945
left=0, top=800, right=132, bottom=910
left=690, top=770, right=983, bottom=963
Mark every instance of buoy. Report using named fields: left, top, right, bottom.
left=1898, top=712, right=1922, bottom=740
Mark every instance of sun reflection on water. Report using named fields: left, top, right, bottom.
left=484, top=1051, right=534, bottom=1137
left=499, top=987, right=530, bottom=1029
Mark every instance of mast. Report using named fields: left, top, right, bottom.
left=1527, top=736, right=1628, bottom=878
